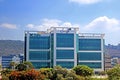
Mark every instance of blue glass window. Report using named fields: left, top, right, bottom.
left=78, top=62, right=101, bottom=68
left=56, top=33, right=74, bottom=47
left=57, top=61, right=74, bottom=68
left=29, top=34, right=50, bottom=49
left=79, top=39, right=101, bottom=50
left=78, top=52, right=101, bottom=60
left=56, top=50, right=74, bottom=59
left=31, top=62, right=50, bottom=69
left=29, top=51, right=50, bottom=60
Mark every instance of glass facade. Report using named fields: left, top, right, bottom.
left=29, top=34, right=50, bottom=49
left=32, top=62, right=50, bottom=69
left=55, top=33, right=75, bottom=68
left=56, top=33, right=74, bottom=47
left=56, top=50, right=74, bottom=59
left=78, top=52, right=101, bottom=60
left=28, top=33, right=51, bottom=68
left=79, top=62, right=101, bottom=68
left=29, top=51, right=50, bottom=60
left=79, top=39, right=101, bottom=50
left=56, top=61, right=74, bottom=69
left=78, top=38, right=103, bottom=70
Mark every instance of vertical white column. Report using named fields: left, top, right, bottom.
left=53, top=28, right=56, bottom=66
left=74, top=30, right=77, bottom=67
left=101, top=37, right=104, bottom=71
left=26, top=31, right=30, bottom=61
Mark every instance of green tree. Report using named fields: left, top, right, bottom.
left=1, top=69, right=12, bottom=80
left=107, top=64, right=120, bottom=80
left=40, top=68, right=53, bottom=79
left=15, top=61, right=34, bottom=71
left=65, top=70, right=85, bottom=80
left=23, top=61, right=34, bottom=69
left=52, top=66, right=68, bottom=79
left=1, top=69, right=12, bottom=75
left=16, top=63, right=27, bottom=71
left=10, top=61, right=17, bottom=70
left=51, top=66, right=84, bottom=80
left=73, top=65, right=93, bottom=77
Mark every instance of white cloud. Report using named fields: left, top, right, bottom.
left=26, top=19, right=79, bottom=31
left=84, top=16, right=120, bottom=32
left=69, top=0, right=102, bottom=4
left=0, top=23, right=17, bottom=29
left=60, top=22, right=79, bottom=27
left=26, top=24, right=35, bottom=28
left=82, top=16, right=120, bottom=44
left=26, top=17, right=120, bottom=44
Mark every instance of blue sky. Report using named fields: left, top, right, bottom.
left=0, top=0, right=120, bottom=45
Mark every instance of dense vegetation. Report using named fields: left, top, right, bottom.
left=1, top=62, right=109, bottom=80
left=106, top=65, right=120, bottom=80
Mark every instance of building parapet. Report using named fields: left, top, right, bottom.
left=25, top=27, right=79, bottom=34
left=25, top=31, right=50, bottom=37
left=47, top=27, right=79, bottom=33
left=79, top=33, right=105, bottom=38
left=25, top=31, right=49, bottom=34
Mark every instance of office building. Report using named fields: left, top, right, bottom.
left=111, top=57, right=120, bottom=67
left=2, top=54, right=24, bottom=69
left=25, top=27, right=105, bottom=71
left=104, top=54, right=112, bottom=70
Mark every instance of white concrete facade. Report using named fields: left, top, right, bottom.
left=51, top=27, right=78, bottom=67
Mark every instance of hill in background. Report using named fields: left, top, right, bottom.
left=0, top=40, right=24, bottom=56
left=105, top=44, right=120, bottom=57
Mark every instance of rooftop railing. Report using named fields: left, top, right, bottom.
left=47, top=27, right=79, bottom=33
left=79, top=33, right=105, bottom=38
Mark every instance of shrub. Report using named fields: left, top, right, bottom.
left=1, top=69, right=12, bottom=80
left=2, top=75, right=9, bottom=80
left=106, top=65, right=120, bottom=80
left=1, top=69, right=12, bottom=75
left=52, top=66, right=68, bottom=78
left=15, top=63, right=27, bottom=71
left=40, top=68, right=53, bottom=79
left=15, top=61, right=34, bottom=71
left=9, top=71, right=25, bottom=80
left=73, top=65, right=93, bottom=77
left=23, top=61, right=34, bottom=69
left=25, top=69, right=45, bottom=80
left=52, top=66, right=85, bottom=80
left=65, top=70, right=85, bottom=80
left=9, top=69, right=45, bottom=80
